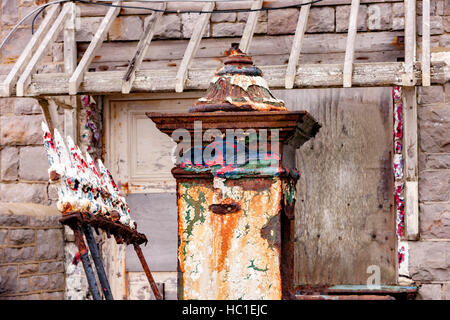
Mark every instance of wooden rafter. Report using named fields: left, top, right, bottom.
left=422, top=0, right=431, bottom=86
left=64, top=2, right=77, bottom=75
left=403, top=0, right=416, bottom=86
left=175, top=1, right=215, bottom=93
left=1, top=4, right=61, bottom=97
left=285, top=0, right=311, bottom=89
left=122, top=2, right=166, bottom=94
left=16, top=3, right=71, bottom=97
left=239, top=0, right=263, bottom=53
left=343, top=0, right=360, bottom=88
left=69, top=1, right=121, bottom=95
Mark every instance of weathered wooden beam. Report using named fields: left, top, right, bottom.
left=422, top=0, right=431, bottom=86
left=402, top=87, right=419, bottom=240
left=403, top=0, right=416, bottom=86
left=175, top=2, right=215, bottom=93
left=122, top=2, right=166, bottom=94
left=23, top=61, right=448, bottom=96
left=343, top=0, right=360, bottom=88
left=239, top=0, right=263, bottom=53
left=285, top=0, right=310, bottom=89
left=64, top=2, right=77, bottom=75
left=69, top=1, right=121, bottom=95
left=1, top=4, right=61, bottom=97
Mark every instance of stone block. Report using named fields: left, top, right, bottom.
left=444, top=16, right=450, bottom=32
left=9, top=229, right=35, bottom=245
left=409, top=241, right=450, bottom=281
left=0, top=183, right=47, bottom=204
left=40, top=261, right=64, bottom=273
left=307, top=7, right=335, bottom=33
left=419, top=86, right=444, bottom=104
left=40, top=291, right=64, bottom=300
left=49, top=273, right=65, bottom=290
left=3, top=246, right=34, bottom=263
left=18, top=277, right=29, bottom=293
left=0, top=265, right=17, bottom=294
left=0, top=213, right=28, bottom=227
left=267, top=8, right=299, bottom=35
left=445, top=0, right=450, bottom=15
left=0, top=98, right=14, bottom=115
left=445, top=283, right=450, bottom=300
left=181, top=13, right=211, bottom=38
left=148, top=14, right=181, bottom=39
left=419, top=122, right=450, bottom=153
left=420, top=203, right=450, bottom=239
left=419, top=171, right=450, bottom=201
left=1, top=147, right=19, bottom=181
left=0, top=229, right=7, bottom=244
left=417, top=16, right=444, bottom=35
left=1, top=114, right=45, bottom=146
left=336, top=5, right=367, bottom=32
left=28, top=215, right=61, bottom=227
left=419, top=104, right=450, bottom=123
left=74, top=17, right=103, bottom=42
left=393, top=17, right=405, bottom=30
left=29, top=275, right=50, bottom=291
left=19, top=263, right=39, bottom=276
left=1, top=0, right=18, bottom=25
left=418, top=284, right=443, bottom=300
left=238, top=10, right=267, bottom=22
left=1, top=28, right=30, bottom=62
left=212, top=22, right=245, bottom=37
left=367, top=4, right=392, bottom=31
left=13, top=98, right=41, bottom=115
left=420, top=153, right=450, bottom=170
left=211, top=12, right=236, bottom=23
left=35, top=229, right=63, bottom=260
left=19, top=146, right=49, bottom=181
left=109, top=16, right=143, bottom=41
left=393, top=2, right=404, bottom=17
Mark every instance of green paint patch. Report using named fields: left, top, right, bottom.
left=248, top=259, right=268, bottom=272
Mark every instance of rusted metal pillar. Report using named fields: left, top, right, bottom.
left=147, top=44, right=320, bottom=300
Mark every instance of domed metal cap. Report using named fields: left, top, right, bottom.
left=189, top=43, right=287, bottom=113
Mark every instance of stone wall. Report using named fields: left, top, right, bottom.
left=0, top=202, right=65, bottom=299
left=410, top=83, right=450, bottom=300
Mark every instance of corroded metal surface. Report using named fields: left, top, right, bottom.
left=190, top=43, right=286, bottom=113
left=177, top=177, right=284, bottom=300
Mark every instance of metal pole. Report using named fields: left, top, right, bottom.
left=82, top=225, right=114, bottom=300
left=133, top=244, right=163, bottom=300
left=73, top=227, right=102, bottom=300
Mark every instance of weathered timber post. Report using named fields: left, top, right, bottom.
left=147, top=44, right=321, bottom=300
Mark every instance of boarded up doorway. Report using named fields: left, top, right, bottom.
left=274, top=87, right=396, bottom=286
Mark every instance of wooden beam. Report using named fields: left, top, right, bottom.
left=343, top=0, right=360, bottom=88
left=69, top=1, right=121, bottom=95
left=64, top=2, right=77, bottom=75
left=285, top=0, right=311, bottom=89
left=122, top=2, right=166, bottom=94
left=402, top=87, right=419, bottom=240
left=175, top=2, right=215, bottom=93
left=403, top=0, right=416, bottom=86
left=422, top=0, right=431, bottom=86
left=1, top=4, right=61, bottom=97
left=16, top=3, right=71, bottom=97
left=239, top=0, right=263, bottom=53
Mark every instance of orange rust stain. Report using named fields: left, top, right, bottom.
left=121, top=182, right=130, bottom=194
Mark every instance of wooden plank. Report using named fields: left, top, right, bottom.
left=24, top=61, right=450, bottom=96
left=68, top=1, right=121, bottom=95
left=403, top=0, right=416, bottom=86
left=78, top=31, right=405, bottom=63
left=1, top=4, right=60, bottom=97
left=64, top=2, right=77, bottom=75
left=343, top=0, right=360, bottom=88
left=122, top=2, right=166, bottom=94
left=16, top=3, right=71, bottom=97
left=285, top=0, right=310, bottom=89
left=275, top=88, right=396, bottom=285
left=239, top=0, right=263, bottom=53
left=422, top=0, right=431, bottom=86
left=175, top=2, right=215, bottom=93
left=402, top=87, right=419, bottom=240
